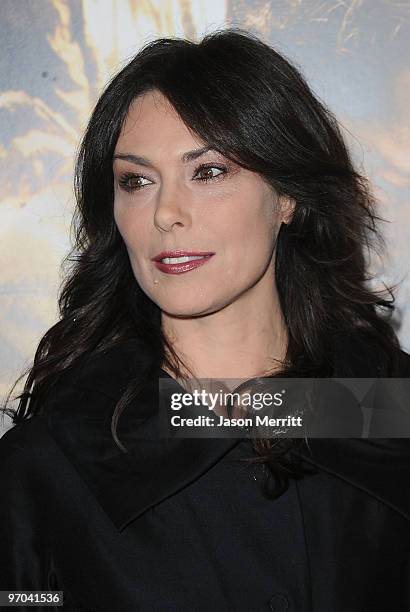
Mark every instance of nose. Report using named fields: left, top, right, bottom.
left=153, top=180, right=191, bottom=233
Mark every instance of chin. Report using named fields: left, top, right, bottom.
left=159, top=299, right=219, bottom=319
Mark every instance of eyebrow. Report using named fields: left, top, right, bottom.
left=112, top=146, right=215, bottom=167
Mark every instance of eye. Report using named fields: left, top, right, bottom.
left=193, top=164, right=227, bottom=183
left=118, top=172, right=154, bottom=192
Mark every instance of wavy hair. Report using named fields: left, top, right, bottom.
left=2, top=28, right=401, bottom=499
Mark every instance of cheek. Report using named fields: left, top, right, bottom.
left=229, top=200, right=277, bottom=259
left=114, top=203, right=129, bottom=246
left=217, top=219, right=275, bottom=291
left=114, top=203, right=146, bottom=256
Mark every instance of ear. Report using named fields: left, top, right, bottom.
left=280, top=196, right=296, bottom=225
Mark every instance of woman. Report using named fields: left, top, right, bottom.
left=1, top=28, right=410, bottom=611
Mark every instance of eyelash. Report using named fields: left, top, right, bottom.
left=117, top=164, right=228, bottom=193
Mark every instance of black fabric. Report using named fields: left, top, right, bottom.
left=1, top=335, right=410, bottom=611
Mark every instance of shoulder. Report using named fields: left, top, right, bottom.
left=49, top=338, right=151, bottom=403
left=0, top=347, right=129, bottom=467
left=0, top=416, right=64, bottom=492
left=396, top=346, right=410, bottom=376
left=22, top=338, right=156, bottom=426
left=0, top=415, right=52, bottom=456
left=332, top=329, right=410, bottom=376
left=0, top=339, right=153, bottom=475
left=293, top=438, right=410, bottom=522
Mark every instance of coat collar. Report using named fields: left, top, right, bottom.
left=47, top=336, right=410, bottom=531
left=47, top=341, right=241, bottom=531
left=293, top=437, right=410, bottom=523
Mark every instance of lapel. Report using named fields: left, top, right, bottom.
left=47, top=336, right=410, bottom=533
left=292, top=333, right=410, bottom=522
left=291, top=437, right=410, bottom=522
left=47, top=341, right=240, bottom=532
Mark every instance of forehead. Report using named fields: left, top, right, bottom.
left=116, top=90, right=203, bottom=151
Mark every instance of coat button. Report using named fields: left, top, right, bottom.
left=269, top=593, right=289, bottom=612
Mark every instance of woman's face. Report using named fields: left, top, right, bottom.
left=113, top=90, right=292, bottom=317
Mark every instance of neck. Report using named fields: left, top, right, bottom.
left=161, top=279, right=288, bottom=383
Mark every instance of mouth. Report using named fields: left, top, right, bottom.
left=152, top=250, right=215, bottom=262
left=151, top=251, right=215, bottom=275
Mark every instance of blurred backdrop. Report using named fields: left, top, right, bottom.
left=1, top=0, right=409, bottom=433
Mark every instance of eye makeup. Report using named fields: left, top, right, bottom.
left=116, top=162, right=230, bottom=193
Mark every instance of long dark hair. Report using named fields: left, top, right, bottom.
left=2, top=28, right=401, bottom=498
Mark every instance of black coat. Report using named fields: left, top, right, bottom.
left=1, top=336, right=410, bottom=611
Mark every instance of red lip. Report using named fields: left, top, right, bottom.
left=151, top=251, right=215, bottom=275
left=152, top=250, right=215, bottom=262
